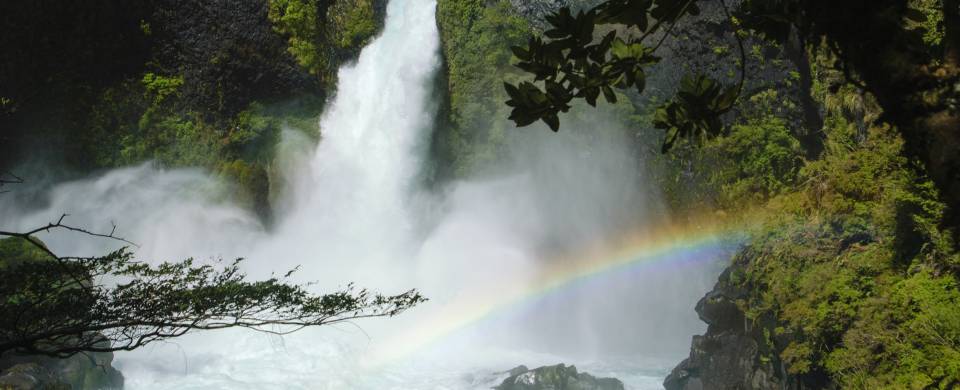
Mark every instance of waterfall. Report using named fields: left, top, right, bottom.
left=0, top=0, right=725, bottom=388
left=250, top=0, right=440, bottom=290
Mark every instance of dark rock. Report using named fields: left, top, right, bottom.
left=664, top=252, right=830, bottom=390
left=150, top=0, right=321, bottom=118
left=509, top=0, right=565, bottom=29
left=0, top=363, right=68, bottom=390
left=664, top=265, right=780, bottom=390
left=0, top=351, right=123, bottom=390
left=695, top=290, right=744, bottom=331
left=496, top=364, right=624, bottom=390
left=509, top=0, right=607, bottom=30
left=507, top=365, right=530, bottom=377
left=0, top=0, right=153, bottom=168
left=646, top=0, right=824, bottom=158
left=0, top=0, right=152, bottom=108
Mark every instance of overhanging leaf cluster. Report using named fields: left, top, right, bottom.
left=655, top=75, right=738, bottom=152
left=504, top=0, right=744, bottom=152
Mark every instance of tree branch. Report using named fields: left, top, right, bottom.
left=0, top=213, right=139, bottom=249
left=0, top=171, right=23, bottom=193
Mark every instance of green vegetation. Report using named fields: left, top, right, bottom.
left=909, top=0, right=946, bottom=50
left=434, top=0, right=531, bottom=176
left=217, top=159, right=271, bottom=217
left=647, top=87, right=804, bottom=214
left=732, top=117, right=960, bottom=387
left=268, top=0, right=327, bottom=76
left=79, top=69, right=329, bottom=218
left=0, top=237, right=52, bottom=268
left=636, top=61, right=960, bottom=387
left=268, top=0, right=384, bottom=81
left=666, top=115, right=802, bottom=210
left=79, top=74, right=274, bottom=214
left=141, top=72, right=183, bottom=103
left=645, top=53, right=960, bottom=388
left=328, top=0, right=379, bottom=50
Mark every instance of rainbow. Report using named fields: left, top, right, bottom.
left=366, top=213, right=758, bottom=365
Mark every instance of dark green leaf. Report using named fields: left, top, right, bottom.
left=601, top=85, right=617, bottom=103
left=543, top=112, right=560, bottom=131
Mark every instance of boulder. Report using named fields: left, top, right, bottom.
left=496, top=364, right=624, bottom=390
left=0, top=363, right=69, bottom=390
left=0, top=353, right=123, bottom=390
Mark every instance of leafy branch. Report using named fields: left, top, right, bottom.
left=0, top=208, right=425, bottom=358
left=504, top=0, right=747, bottom=152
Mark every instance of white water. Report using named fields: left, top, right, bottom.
left=0, top=1, right=725, bottom=388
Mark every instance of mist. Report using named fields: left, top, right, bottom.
left=0, top=1, right=725, bottom=388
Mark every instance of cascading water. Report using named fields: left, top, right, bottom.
left=246, top=0, right=441, bottom=291
left=0, top=0, right=729, bottom=388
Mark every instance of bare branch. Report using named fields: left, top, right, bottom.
left=0, top=171, right=23, bottom=185
left=0, top=171, right=23, bottom=193
left=0, top=213, right=139, bottom=248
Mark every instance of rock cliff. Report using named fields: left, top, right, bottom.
left=663, top=256, right=826, bottom=390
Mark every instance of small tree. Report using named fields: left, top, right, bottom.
left=0, top=215, right=424, bottom=358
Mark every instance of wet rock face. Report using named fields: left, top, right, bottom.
left=496, top=364, right=624, bottom=390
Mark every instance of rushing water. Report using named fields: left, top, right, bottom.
left=1, top=0, right=727, bottom=388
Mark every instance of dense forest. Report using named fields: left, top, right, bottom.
left=2, top=0, right=959, bottom=389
